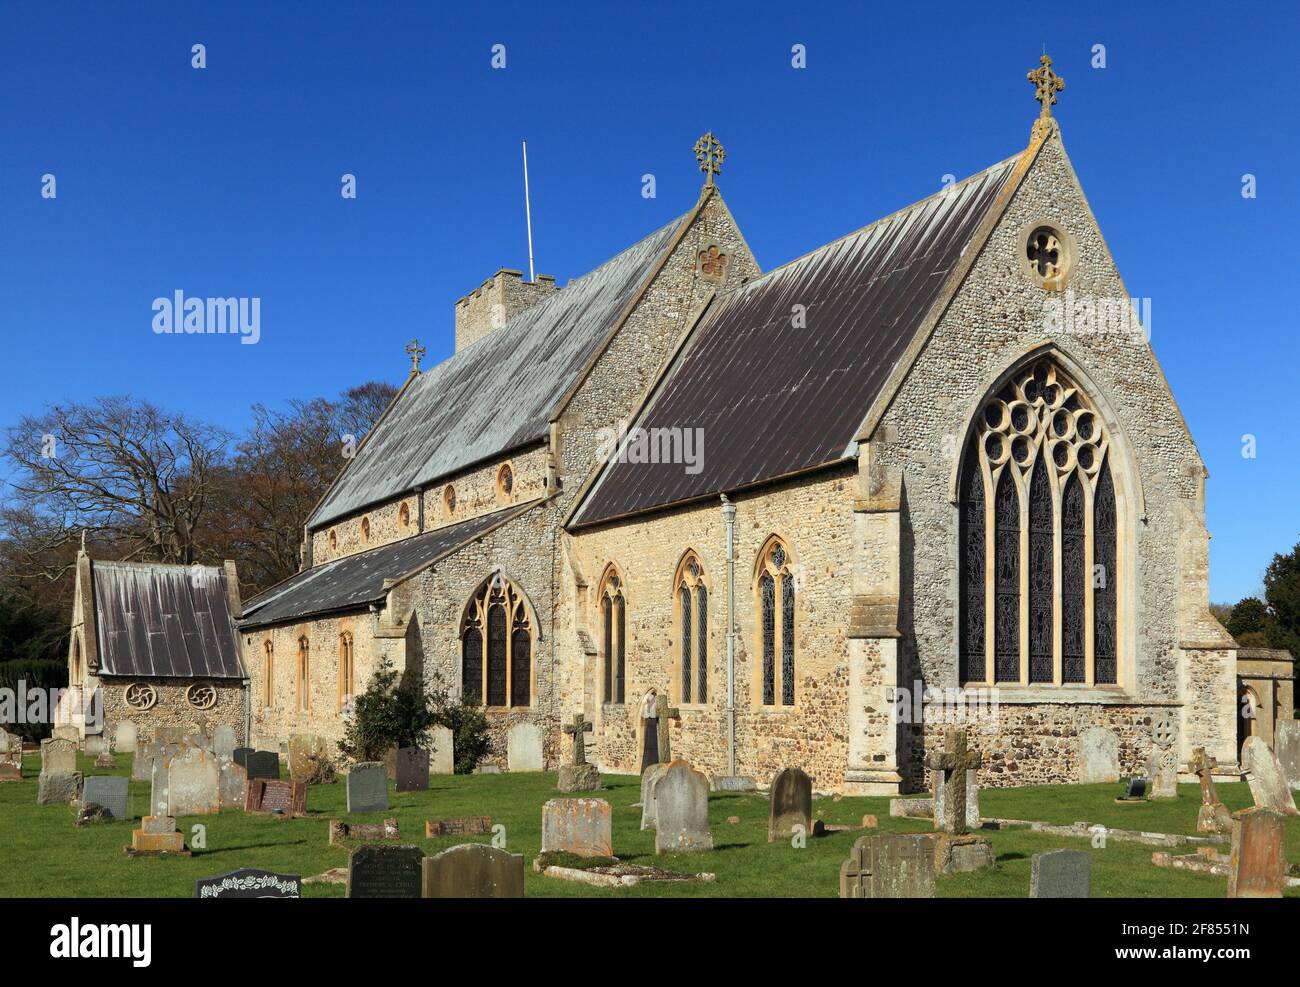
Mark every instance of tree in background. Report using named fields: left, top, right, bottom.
left=1226, top=596, right=1273, bottom=649
left=1263, top=542, right=1300, bottom=658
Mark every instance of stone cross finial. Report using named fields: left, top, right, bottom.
left=562, top=713, right=593, bottom=766
left=1027, top=54, right=1065, bottom=120
left=926, top=728, right=983, bottom=835
left=405, top=337, right=426, bottom=373
left=694, top=132, right=725, bottom=190
left=655, top=693, right=681, bottom=763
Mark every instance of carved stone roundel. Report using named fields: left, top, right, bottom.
left=1151, top=714, right=1176, bottom=748
left=186, top=684, right=218, bottom=710
left=124, top=682, right=158, bottom=711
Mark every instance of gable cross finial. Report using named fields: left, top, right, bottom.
left=405, top=337, right=426, bottom=374
left=694, top=132, right=725, bottom=190
left=1027, top=53, right=1065, bottom=122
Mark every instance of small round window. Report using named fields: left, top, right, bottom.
left=1019, top=222, right=1073, bottom=290
left=497, top=462, right=514, bottom=501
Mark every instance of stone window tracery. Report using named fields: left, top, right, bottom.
left=757, top=537, right=796, bottom=707
left=599, top=567, right=626, bottom=705
left=675, top=552, right=708, bottom=704
left=461, top=574, right=532, bottom=708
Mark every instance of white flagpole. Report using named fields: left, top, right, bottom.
left=522, top=140, right=536, bottom=282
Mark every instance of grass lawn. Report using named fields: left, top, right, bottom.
left=1, top=752, right=1295, bottom=898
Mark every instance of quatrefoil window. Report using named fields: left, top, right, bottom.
left=1019, top=223, right=1073, bottom=290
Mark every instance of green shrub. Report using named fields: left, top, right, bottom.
left=336, top=656, right=438, bottom=763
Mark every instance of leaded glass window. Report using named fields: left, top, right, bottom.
left=957, top=358, right=1123, bottom=687
left=676, top=552, right=708, bottom=704
left=600, top=568, right=626, bottom=704
left=461, top=574, right=534, bottom=708
left=695, top=585, right=708, bottom=704
left=757, top=538, right=795, bottom=706
left=680, top=586, right=692, bottom=701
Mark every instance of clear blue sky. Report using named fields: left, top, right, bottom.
left=1, top=1, right=1296, bottom=603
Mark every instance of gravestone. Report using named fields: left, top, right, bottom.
left=52, top=725, right=79, bottom=743
left=81, top=775, right=129, bottom=821
left=425, top=816, right=492, bottom=837
left=839, top=833, right=936, bottom=898
left=287, top=733, right=326, bottom=780
left=94, top=751, right=116, bottom=770
left=558, top=713, right=601, bottom=792
left=1276, top=720, right=1300, bottom=790
left=84, top=736, right=106, bottom=758
left=330, top=818, right=400, bottom=844
left=1227, top=807, right=1288, bottom=898
left=213, top=725, right=238, bottom=758
left=41, top=736, right=77, bottom=775
left=244, top=778, right=308, bottom=816
left=1147, top=714, right=1179, bottom=799
left=394, top=747, right=430, bottom=792
left=232, top=747, right=254, bottom=769
left=422, top=843, right=524, bottom=898
left=168, top=747, right=221, bottom=816
left=0, top=728, right=22, bottom=780
left=114, top=720, right=138, bottom=753
left=347, top=761, right=389, bottom=813
left=1079, top=726, right=1120, bottom=784
left=640, top=762, right=669, bottom=831
left=1242, top=737, right=1299, bottom=815
left=506, top=722, right=544, bottom=772
left=196, top=868, right=301, bottom=898
left=218, top=755, right=248, bottom=808
left=131, top=741, right=157, bottom=781
left=933, top=769, right=981, bottom=830
left=541, top=798, right=613, bottom=858
left=927, top=728, right=994, bottom=874
left=653, top=693, right=681, bottom=765
left=1029, top=849, right=1092, bottom=897
left=346, top=844, right=423, bottom=898
left=653, top=760, right=712, bottom=854
left=1191, top=747, right=1233, bottom=833
left=244, top=750, right=281, bottom=781
left=38, top=737, right=81, bottom=805
left=430, top=726, right=454, bottom=775
left=1119, top=776, right=1147, bottom=801
left=768, top=767, right=813, bottom=842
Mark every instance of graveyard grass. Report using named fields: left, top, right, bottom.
left=2, top=753, right=1297, bottom=898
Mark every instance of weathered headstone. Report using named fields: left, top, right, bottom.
left=1191, top=747, right=1233, bottom=833
left=52, top=725, right=79, bottom=743
left=768, top=767, right=813, bottom=842
left=37, top=737, right=81, bottom=806
left=114, top=720, right=138, bottom=753
left=93, top=751, right=116, bottom=770
left=346, top=761, right=389, bottom=813
left=218, top=755, right=248, bottom=808
left=422, top=843, right=524, bottom=898
left=84, top=736, right=106, bottom=758
left=1242, top=737, right=1299, bottom=815
left=640, top=762, right=669, bottom=831
left=430, top=726, right=454, bottom=775
left=1079, top=726, right=1120, bottom=784
left=196, top=868, right=301, bottom=898
left=244, top=750, right=280, bottom=781
left=541, top=798, right=613, bottom=858
left=0, top=728, right=22, bottom=780
left=212, top=724, right=238, bottom=758
left=425, top=816, right=492, bottom=837
left=933, top=769, right=981, bottom=830
left=330, top=818, right=400, bottom=844
left=1276, top=720, right=1300, bottom=790
left=346, top=844, right=423, bottom=898
left=1118, top=776, right=1148, bottom=801
left=839, top=833, right=936, bottom=898
left=1029, top=849, right=1092, bottom=898
left=506, top=722, right=544, bottom=772
left=1227, top=807, right=1288, bottom=898
left=394, top=747, right=430, bottom=792
left=128, top=813, right=185, bottom=855
left=41, top=736, right=77, bottom=775
left=81, top=775, right=129, bottom=821
left=131, top=741, right=157, bottom=781
left=654, top=693, right=681, bottom=764
left=558, top=713, right=601, bottom=791
left=232, top=747, right=254, bottom=769
left=168, top=747, right=220, bottom=816
left=653, top=760, right=712, bottom=854
left=287, top=733, right=326, bottom=781
left=244, top=778, right=308, bottom=816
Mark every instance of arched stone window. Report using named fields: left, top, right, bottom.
left=296, top=636, right=310, bottom=713
left=263, top=640, right=274, bottom=708
left=496, top=462, right=514, bottom=503
left=599, top=566, right=626, bottom=705
left=338, top=632, right=354, bottom=711
left=675, top=551, right=708, bottom=704
left=756, top=537, right=796, bottom=707
left=399, top=501, right=410, bottom=528
left=461, top=574, right=533, bottom=708
left=958, top=357, right=1122, bottom=686
left=360, top=516, right=371, bottom=543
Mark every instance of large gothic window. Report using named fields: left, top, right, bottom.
left=958, top=358, right=1122, bottom=686
left=599, top=567, right=626, bottom=704
left=461, top=574, right=533, bottom=707
left=676, top=552, right=708, bottom=704
left=757, top=537, right=796, bottom=706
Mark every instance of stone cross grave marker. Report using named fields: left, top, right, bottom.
left=839, top=833, right=936, bottom=898
left=1029, top=849, right=1091, bottom=898
left=1147, top=714, right=1179, bottom=799
left=655, top=693, right=681, bottom=765
left=422, top=843, right=524, bottom=898
left=1191, top=747, right=1233, bottom=833
left=558, top=713, right=601, bottom=792
left=1227, top=806, right=1288, bottom=898
left=927, top=728, right=982, bottom=836
left=768, top=767, right=813, bottom=842
left=563, top=713, right=593, bottom=765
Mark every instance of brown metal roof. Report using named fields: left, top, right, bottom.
left=571, top=157, right=1017, bottom=527
left=92, top=561, right=245, bottom=679
left=240, top=501, right=538, bottom=628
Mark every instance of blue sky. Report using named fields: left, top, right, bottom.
left=1, top=1, right=1295, bottom=602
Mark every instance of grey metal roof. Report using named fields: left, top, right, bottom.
left=572, top=156, right=1018, bottom=527
left=308, top=214, right=688, bottom=528
left=241, top=502, right=537, bottom=628
left=92, top=561, right=245, bottom=679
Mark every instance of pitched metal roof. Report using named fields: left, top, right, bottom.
left=308, top=214, right=689, bottom=528
left=91, top=561, right=245, bottom=679
left=241, top=501, right=538, bottom=628
left=571, top=157, right=1018, bottom=527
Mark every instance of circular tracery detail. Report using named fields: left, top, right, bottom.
left=124, top=683, right=158, bottom=711
left=186, top=684, right=218, bottom=710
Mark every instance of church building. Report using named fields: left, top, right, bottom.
left=238, top=57, right=1239, bottom=792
